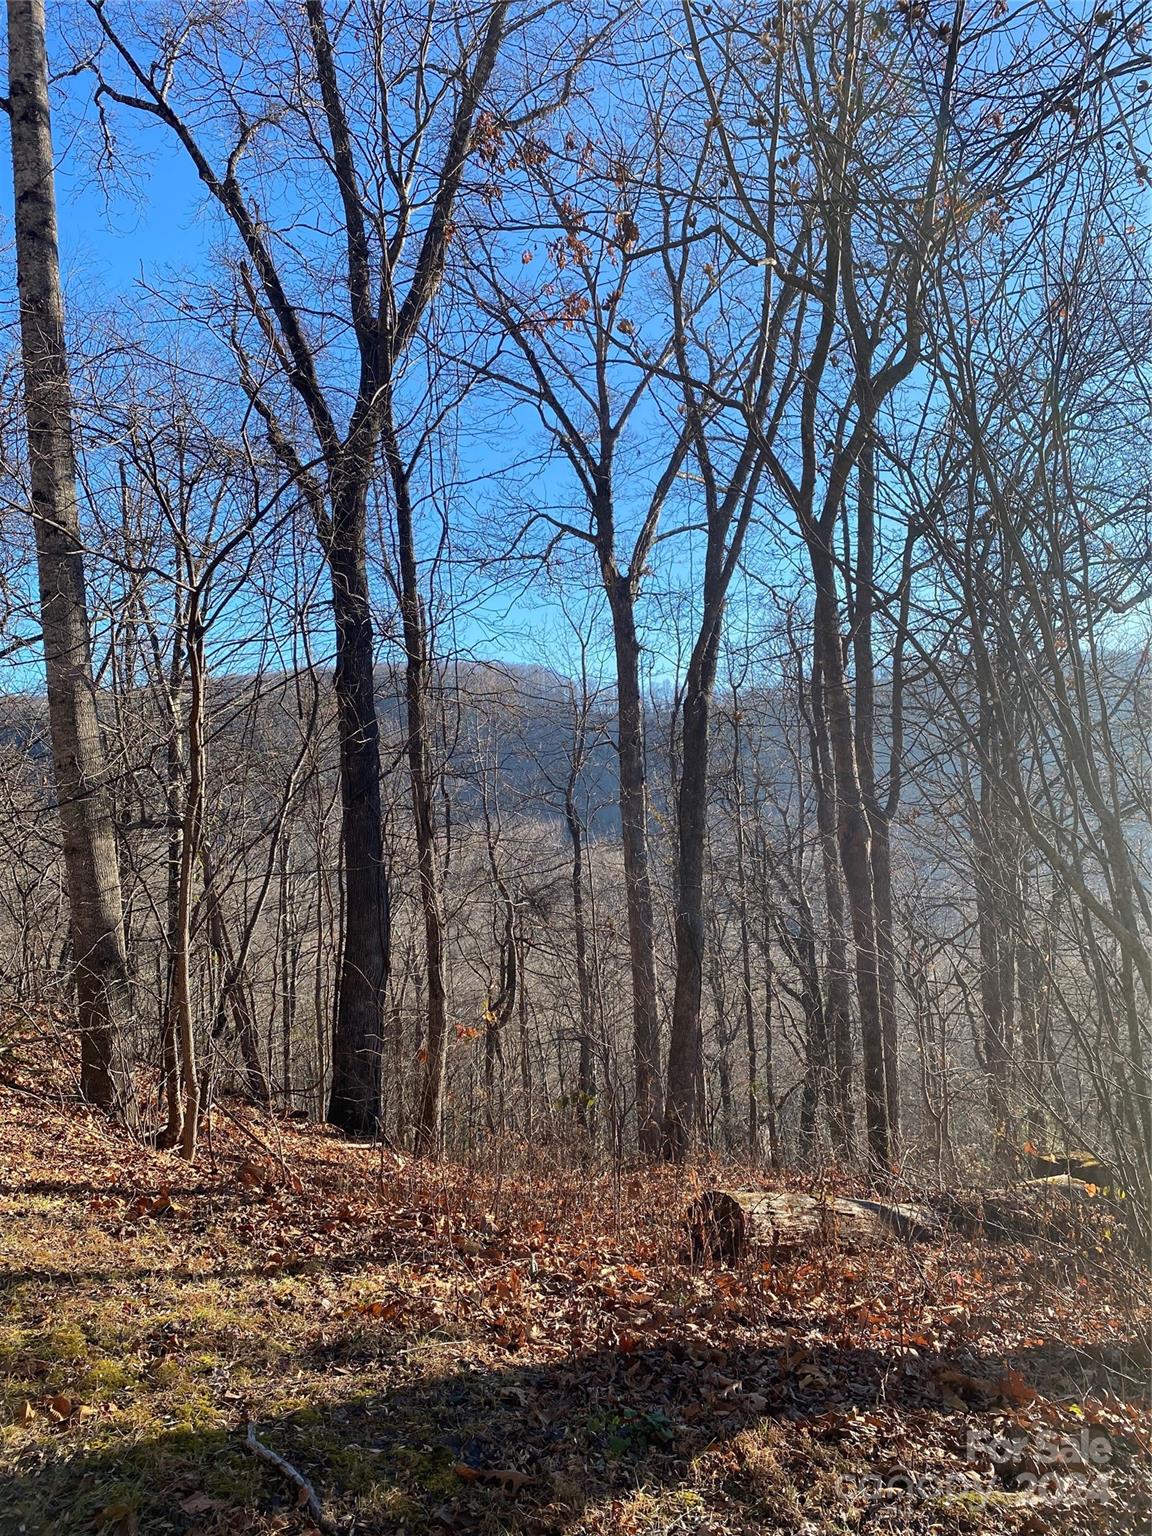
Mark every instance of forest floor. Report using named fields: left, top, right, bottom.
left=0, top=1040, right=1149, bottom=1535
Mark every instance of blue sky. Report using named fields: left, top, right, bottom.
left=1, top=38, right=755, bottom=700
left=39, top=66, right=213, bottom=302
left=0, top=9, right=937, bottom=703
left=0, top=50, right=627, bottom=691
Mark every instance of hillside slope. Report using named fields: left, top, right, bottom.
left=0, top=1044, right=1148, bottom=1535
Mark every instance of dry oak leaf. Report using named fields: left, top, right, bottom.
left=454, top=1465, right=534, bottom=1492
left=999, top=1367, right=1039, bottom=1405
left=180, top=1493, right=226, bottom=1515
left=236, top=1159, right=271, bottom=1187
left=934, top=1365, right=993, bottom=1411
left=357, top=1299, right=403, bottom=1322
left=95, top=1503, right=138, bottom=1532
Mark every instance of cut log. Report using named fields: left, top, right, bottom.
left=929, top=1181, right=1107, bottom=1245
left=1021, top=1175, right=1100, bottom=1197
left=687, top=1189, right=941, bottom=1262
left=690, top=1179, right=1125, bottom=1263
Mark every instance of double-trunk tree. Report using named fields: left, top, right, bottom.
left=661, top=0, right=809, bottom=1159
left=660, top=346, right=787, bottom=1157
left=740, top=0, right=959, bottom=1171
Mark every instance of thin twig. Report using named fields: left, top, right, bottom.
left=245, top=1421, right=336, bottom=1532
left=211, top=1096, right=297, bottom=1187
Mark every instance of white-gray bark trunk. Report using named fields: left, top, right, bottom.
left=7, top=0, right=132, bottom=1111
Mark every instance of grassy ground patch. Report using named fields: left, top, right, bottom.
left=1, top=1076, right=1148, bottom=1535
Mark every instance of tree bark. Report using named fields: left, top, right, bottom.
left=172, top=602, right=204, bottom=1160
left=810, top=554, right=890, bottom=1172
left=852, top=442, right=901, bottom=1149
left=390, top=449, right=449, bottom=1157
left=688, top=1188, right=939, bottom=1262
left=200, top=842, right=271, bottom=1107
left=7, top=0, right=133, bottom=1113
left=807, top=648, right=856, bottom=1157
left=973, top=688, right=1013, bottom=1162
left=729, top=710, right=759, bottom=1158
left=605, top=580, right=663, bottom=1153
left=479, top=778, right=516, bottom=1138
left=760, top=939, right=781, bottom=1166
left=324, top=498, right=388, bottom=1136
left=160, top=650, right=185, bottom=1146
left=277, top=831, right=298, bottom=1105
left=564, top=735, right=596, bottom=1135
left=663, top=622, right=723, bottom=1159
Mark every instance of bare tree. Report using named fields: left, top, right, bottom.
left=5, top=0, right=133, bottom=1112
left=86, top=0, right=580, bottom=1138
left=465, top=94, right=701, bottom=1152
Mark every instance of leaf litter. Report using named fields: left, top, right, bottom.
left=0, top=1066, right=1148, bottom=1535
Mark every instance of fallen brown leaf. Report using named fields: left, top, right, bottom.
left=454, top=1464, right=534, bottom=1492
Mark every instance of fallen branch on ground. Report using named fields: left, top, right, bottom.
left=245, top=1421, right=336, bottom=1532
left=689, top=1182, right=1134, bottom=1263
left=211, top=1097, right=298, bottom=1188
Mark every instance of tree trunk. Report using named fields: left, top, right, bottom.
left=387, top=448, right=449, bottom=1157
left=808, top=653, right=856, bottom=1158
left=664, top=624, right=722, bottom=1159
left=160, top=675, right=185, bottom=1146
left=565, top=763, right=596, bottom=1135
left=325, top=485, right=388, bottom=1137
left=760, top=941, right=781, bottom=1166
left=313, top=777, right=336, bottom=1119
left=707, top=926, right=735, bottom=1151
left=736, top=848, right=758, bottom=1159
left=200, top=844, right=271, bottom=1107
left=7, top=0, right=133, bottom=1114
left=606, top=583, right=662, bottom=1153
left=973, top=688, right=1013, bottom=1167
left=169, top=594, right=205, bottom=1162
left=729, top=698, right=760, bottom=1158
left=688, top=1188, right=939, bottom=1262
left=870, top=816, right=900, bottom=1145
left=810, top=555, right=890, bottom=1172
left=516, top=929, right=532, bottom=1139
left=277, top=831, right=297, bottom=1106
left=481, top=794, right=516, bottom=1139
left=852, top=437, right=902, bottom=1153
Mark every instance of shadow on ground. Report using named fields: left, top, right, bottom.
left=3, top=1325, right=1148, bottom=1536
